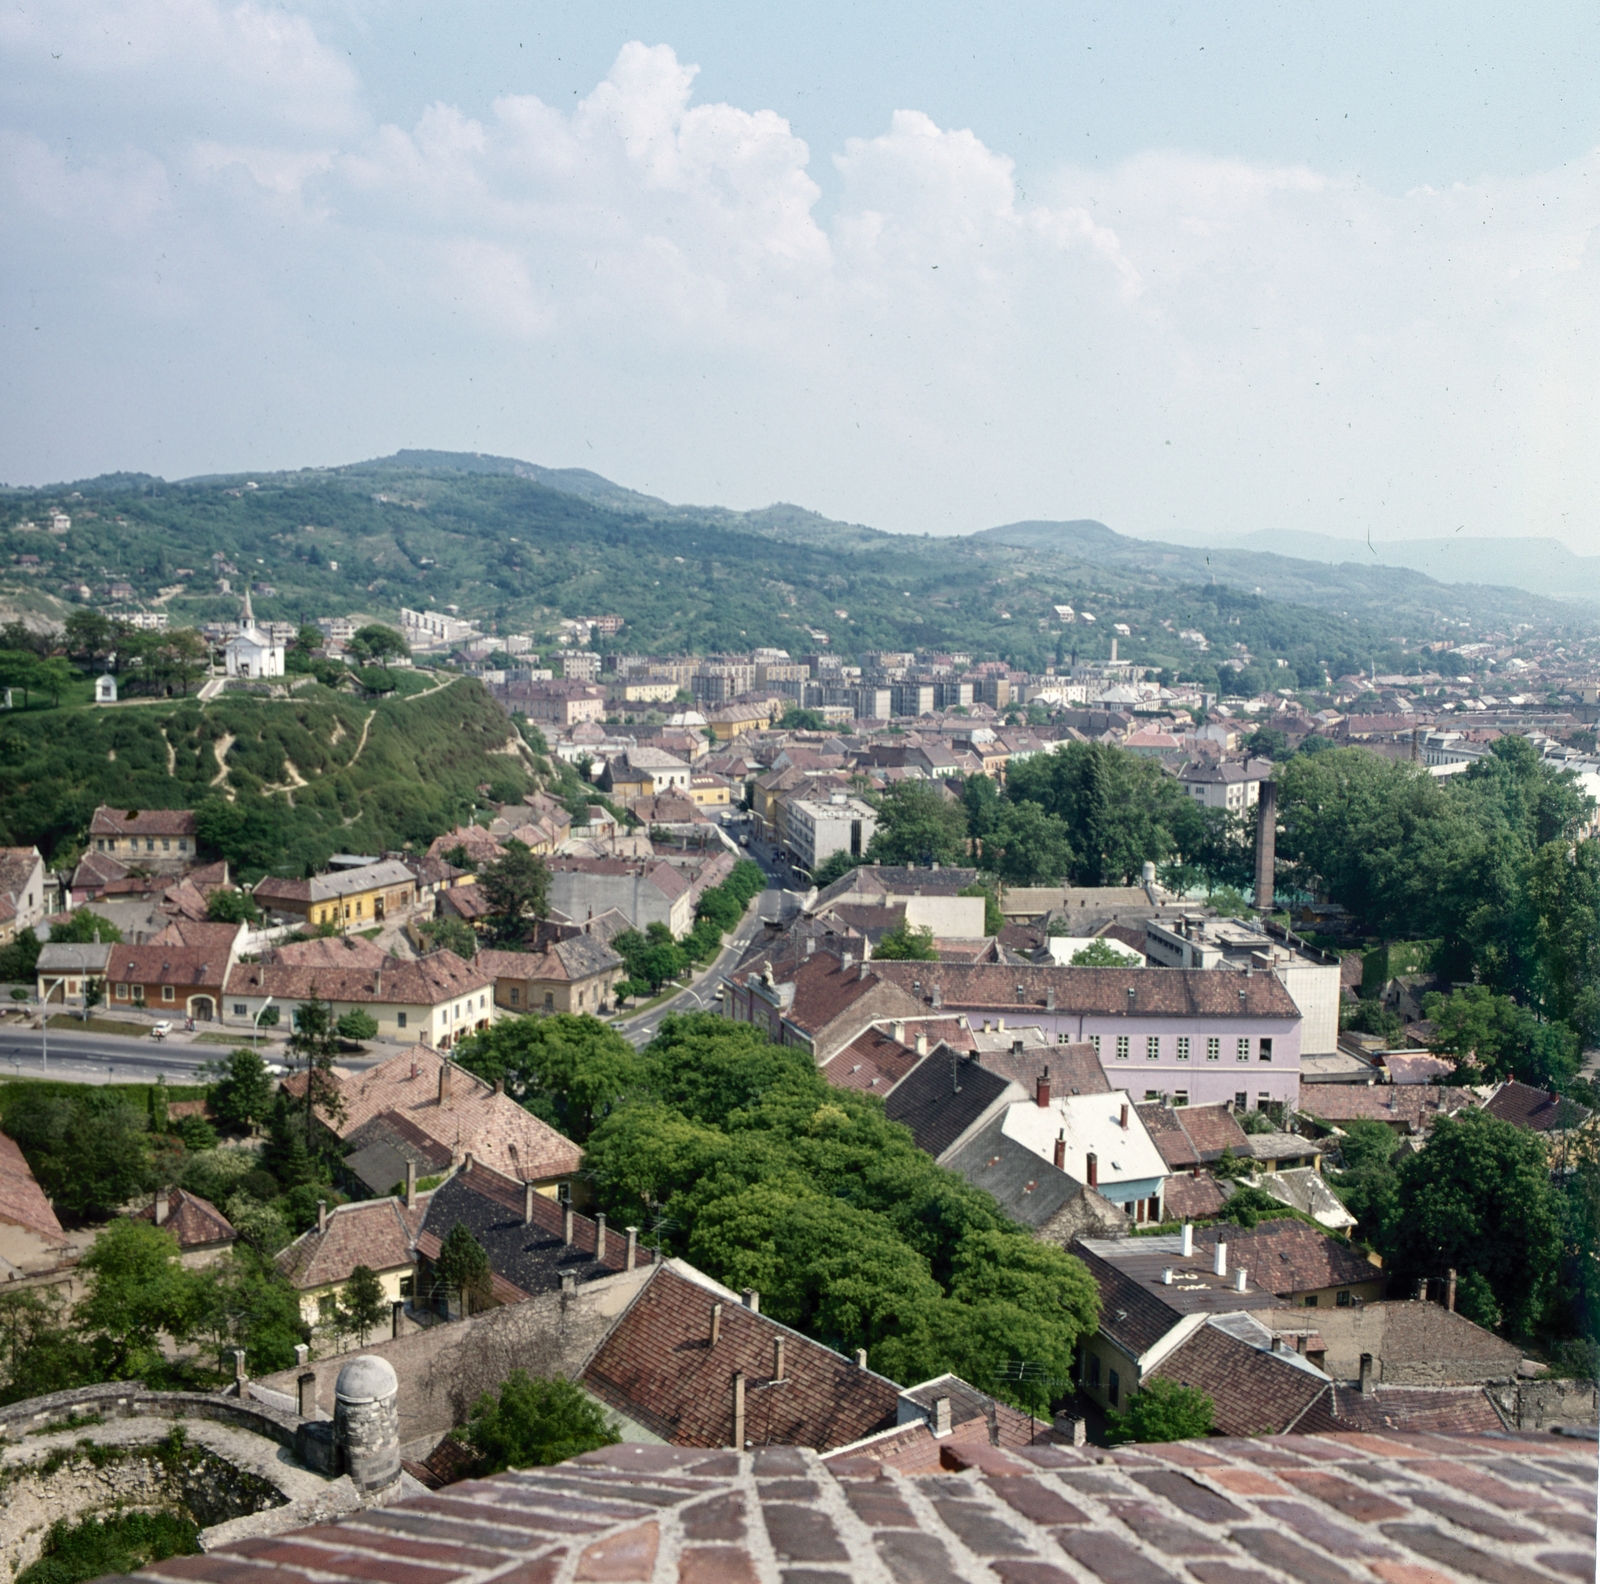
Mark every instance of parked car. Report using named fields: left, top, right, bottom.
left=151, top=1020, right=172, bottom=1039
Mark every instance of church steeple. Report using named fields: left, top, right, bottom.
left=241, top=585, right=255, bottom=632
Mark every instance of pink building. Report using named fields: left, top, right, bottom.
left=871, top=962, right=1301, bottom=1113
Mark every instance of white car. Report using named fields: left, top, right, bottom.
left=263, top=1062, right=287, bottom=1076
left=151, top=1020, right=172, bottom=1039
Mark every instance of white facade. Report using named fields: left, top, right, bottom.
left=224, top=592, right=284, bottom=679
left=784, top=795, right=878, bottom=874
left=1002, top=1089, right=1168, bottom=1222
left=94, top=674, right=118, bottom=704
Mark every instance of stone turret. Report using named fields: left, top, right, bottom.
left=334, top=1355, right=401, bottom=1493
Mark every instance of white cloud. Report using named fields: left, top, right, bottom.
left=1, top=6, right=1598, bottom=552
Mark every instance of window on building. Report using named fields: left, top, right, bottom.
left=510, top=988, right=520, bottom=1005
left=318, top=1294, right=337, bottom=1322
left=400, top=1277, right=413, bottom=1298
left=146, top=840, right=155, bottom=852
left=179, top=840, right=188, bottom=851
left=1057, top=1032, right=1072, bottom=1044
left=1115, top=1036, right=1129, bottom=1060
left=1144, top=1089, right=1161, bottom=1102
left=1237, top=1037, right=1251, bottom=1061
left=1108, top=1369, right=1120, bottom=1407
left=162, top=839, right=170, bottom=851
left=1259, top=1037, right=1273, bottom=1062
left=397, top=1012, right=407, bottom=1028
left=1304, top=1295, right=1319, bottom=1308
left=162, top=986, right=175, bottom=1002
left=1088, top=1353, right=1101, bottom=1388
left=1235, top=1091, right=1248, bottom=1110
left=1336, top=1290, right=1352, bottom=1308
left=115, top=984, right=129, bottom=1000
left=578, top=991, right=585, bottom=1008
left=1176, top=1036, right=1190, bottom=1062
left=233, top=1004, right=247, bottom=1016
left=544, top=993, right=555, bottom=1010
left=1146, top=1036, right=1160, bottom=1061
left=1173, top=1091, right=1188, bottom=1107
left=1206, top=1037, right=1220, bottom=1061
left=1088, top=1035, right=1101, bottom=1054
left=1258, top=1092, right=1272, bottom=1110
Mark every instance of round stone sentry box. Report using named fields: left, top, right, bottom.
left=333, top=1355, right=401, bottom=1492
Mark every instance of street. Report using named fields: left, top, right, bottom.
left=0, top=1026, right=251, bottom=1084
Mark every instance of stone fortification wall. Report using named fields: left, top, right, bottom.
left=256, top=1267, right=651, bottom=1446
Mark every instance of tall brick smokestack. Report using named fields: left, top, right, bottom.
left=1254, top=778, right=1277, bottom=913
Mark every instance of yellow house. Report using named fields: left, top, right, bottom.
left=689, top=773, right=732, bottom=808
left=614, top=679, right=680, bottom=705
left=275, top=1194, right=431, bottom=1329
left=253, top=858, right=417, bottom=929
left=707, top=700, right=783, bottom=741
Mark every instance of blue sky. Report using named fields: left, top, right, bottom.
left=3, top=2, right=1598, bottom=547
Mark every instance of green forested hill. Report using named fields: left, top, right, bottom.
left=0, top=676, right=536, bottom=875
left=1, top=453, right=1589, bottom=687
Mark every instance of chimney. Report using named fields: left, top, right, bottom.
left=438, top=1062, right=453, bottom=1106
left=625, top=1226, right=638, bottom=1271
left=1120, top=1102, right=1129, bottom=1130
left=931, top=1396, right=952, bottom=1437
left=892, top=1021, right=906, bottom=1044
left=392, top=1300, right=404, bottom=1339
left=524, top=1181, right=536, bottom=1225
left=1445, top=1267, right=1457, bottom=1313
left=1085, top=1152, right=1098, bottom=1188
left=1254, top=778, right=1277, bottom=913
left=563, top=1205, right=575, bottom=1246
left=742, top=1288, right=760, bottom=1314
left=295, top=1343, right=309, bottom=1367
left=804, top=937, right=815, bottom=956
left=915, top=1033, right=928, bottom=1056
left=841, top=950, right=853, bottom=970
left=318, top=1199, right=327, bottom=1234
left=1180, top=1222, right=1194, bottom=1258
left=1213, top=1240, right=1228, bottom=1277
left=859, top=961, right=870, bottom=981
left=1161, top=1267, right=1173, bottom=1285
left=595, top=1214, right=607, bottom=1260
left=410, top=1060, right=419, bottom=1079
left=773, top=1337, right=785, bottom=1381
left=298, top=1371, right=318, bottom=1418
left=997, top=1017, right=1006, bottom=1033
left=710, top=1302, right=722, bottom=1346
left=405, top=1160, right=417, bottom=1210
left=1053, top=1130, right=1066, bottom=1170
left=854, top=1348, right=868, bottom=1369
left=494, top=1076, right=505, bottom=1096
left=950, top=1051, right=962, bottom=1095
left=560, top=1272, right=576, bottom=1294
left=1046, top=986, right=1056, bottom=1012
left=1233, top=1268, right=1247, bottom=1293
left=1295, top=1333, right=1306, bottom=1355
left=733, top=1372, right=747, bottom=1449
left=1036, top=1065, right=1051, bottom=1107
left=233, top=1349, right=247, bottom=1389
left=930, top=984, right=942, bottom=1010
left=154, top=1187, right=169, bottom=1226
left=1271, top=1335, right=1282, bottom=1352
left=1358, top=1352, right=1374, bottom=1393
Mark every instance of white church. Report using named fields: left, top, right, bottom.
left=224, top=590, right=284, bottom=680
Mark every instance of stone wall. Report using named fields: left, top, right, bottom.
left=256, top=1267, right=651, bottom=1446
left=0, top=1422, right=291, bottom=1579
left=1488, top=1377, right=1600, bottom=1432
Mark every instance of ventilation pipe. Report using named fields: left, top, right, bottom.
left=1213, top=1240, right=1228, bottom=1277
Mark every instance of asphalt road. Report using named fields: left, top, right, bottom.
left=619, top=879, right=793, bottom=1049
left=0, top=1027, right=252, bottom=1084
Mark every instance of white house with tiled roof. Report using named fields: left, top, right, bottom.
left=222, top=947, right=493, bottom=1048
left=275, top=1192, right=431, bottom=1327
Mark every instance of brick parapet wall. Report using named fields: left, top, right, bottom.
left=114, top=1427, right=1595, bottom=1584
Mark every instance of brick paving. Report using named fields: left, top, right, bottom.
left=123, top=1430, right=1593, bottom=1584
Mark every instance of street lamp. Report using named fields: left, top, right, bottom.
left=252, top=996, right=275, bottom=1051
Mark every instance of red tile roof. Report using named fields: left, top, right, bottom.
left=873, top=961, right=1302, bottom=1018
left=1148, top=1320, right=1330, bottom=1435
left=134, top=1188, right=235, bottom=1250
left=1485, top=1079, right=1593, bottom=1132
left=89, top=807, right=197, bottom=838
left=1297, top=1083, right=1479, bottom=1132
left=107, top=944, right=227, bottom=991
left=0, top=1132, right=67, bottom=1247
left=225, top=948, right=489, bottom=1009
left=1192, top=1221, right=1383, bottom=1298
left=581, top=1264, right=901, bottom=1451
left=275, top=1194, right=430, bottom=1289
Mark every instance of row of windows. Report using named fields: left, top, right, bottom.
left=1089, top=1033, right=1273, bottom=1063
left=1143, top=1088, right=1276, bottom=1110
left=97, top=838, right=190, bottom=853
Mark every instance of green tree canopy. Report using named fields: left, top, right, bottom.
left=461, top=1370, right=620, bottom=1473
left=1423, top=985, right=1579, bottom=1087
left=1069, top=938, right=1134, bottom=967
left=871, top=921, right=938, bottom=961
left=1388, top=1109, right=1562, bottom=1336
left=337, top=1264, right=387, bottom=1346
left=5, top=1090, right=151, bottom=1220
left=205, top=889, right=258, bottom=925
left=211, top=1050, right=274, bottom=1134
left=47, top=909, right=122, bottom=945
left=477, top=840, right=551, bottom=938
left=335, top=1009, right=379, bottom=1043
left=1106, top=1377, right=1215, bottom=1444
left=455, top=1013, right=642, bottom=1144
left=435, top=1223, right=492, bottom=1314
left=867, top=781, right=969, bottom=868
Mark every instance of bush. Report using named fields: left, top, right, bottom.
left=17, top=1511, right=199, bottom=1584
left=335, top=1009, right=379, bottom=1043
left=461, top=1370, right=620, bottom=1473
left=1105, top=1377, right=1215, bottom=1445
left=174, top=1114, right=218, bottom=1153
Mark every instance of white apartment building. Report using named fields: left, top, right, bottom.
left=784, top=794, right=878, bottom=875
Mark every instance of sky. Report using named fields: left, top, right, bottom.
left=3, top=1, right=1599, bottom=548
